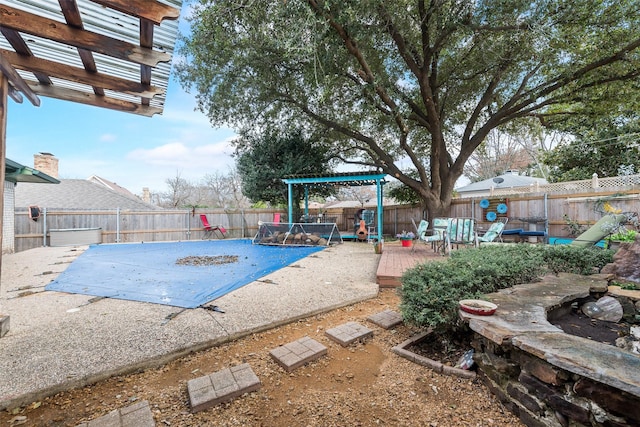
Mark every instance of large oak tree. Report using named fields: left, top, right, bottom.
left=177, top=0, right=640, bottom=218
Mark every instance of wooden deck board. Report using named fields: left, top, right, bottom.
left=375, top=241, right=443, bottom=287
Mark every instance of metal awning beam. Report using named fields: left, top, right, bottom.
left=1, top=5, right=171, bottom=67
left=0, top=52, right=39, bottom=106
left=3, top=49, right=162, bottom=98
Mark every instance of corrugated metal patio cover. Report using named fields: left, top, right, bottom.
left=0, top=0, right=182, bottom=116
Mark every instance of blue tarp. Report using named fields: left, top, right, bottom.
left=46, top=239, right=324, bottom=308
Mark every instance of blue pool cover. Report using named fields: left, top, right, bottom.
left=46, top=239, right=324, bottom=308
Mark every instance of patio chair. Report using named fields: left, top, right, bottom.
left=200, top=214, right=227, bottom=239
left=411, top=218, right=429, bottom=253
left=477, top=217, right=509, bottom=245
left=417, top=217, right=450, bottom=254
left=447, top=217, right=476, bottom=253
left=570, top=214, right=627, bottom=247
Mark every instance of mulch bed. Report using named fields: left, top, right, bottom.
left=408, top=329, right=475, bottom=367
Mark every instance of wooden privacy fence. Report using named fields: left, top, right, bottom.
left=13, top=208, right=287, bottom=253
left=377, top=189, right=640, bottom=239
left=12, top=187, right=640, bottom=253
left=448, top=189, right=640, bottom=238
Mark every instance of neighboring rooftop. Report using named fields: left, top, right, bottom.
left=456, top=171, right=548, bottom=195
left=14, top=152, right=157, bottom=210
left=87, top=175, right=139, bottom=200
left=15, top=179, right=160, bottom=210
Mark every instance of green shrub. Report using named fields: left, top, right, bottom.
left=606, top=229, right=637, bottom=243
left=542, top=245, right=614, bottom=275
left=399, top=245, right=614, bottom=334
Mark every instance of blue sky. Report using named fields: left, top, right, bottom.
left=6, top=4, right=238, bottom=197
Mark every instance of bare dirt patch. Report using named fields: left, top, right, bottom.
left=0, top=289, right=522, bottom=427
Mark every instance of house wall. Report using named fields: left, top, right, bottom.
left=3, top=181, right=15, bottom=254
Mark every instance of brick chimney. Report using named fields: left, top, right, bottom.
left=142, top=187, right=151, bottom=203
left=34, top=152, right=59, bottom=178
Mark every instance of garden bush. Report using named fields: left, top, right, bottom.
left=399, top=245, right=614, bottom=334
left=542, top=245, right=614, bottom=275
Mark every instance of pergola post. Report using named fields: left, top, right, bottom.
left=287, top=182, right=294, bottom=223
left=376, top=179, right=383, bottom=242
left=0, top=72, right=9, bottom=336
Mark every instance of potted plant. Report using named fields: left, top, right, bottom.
left=605, top=229, right=637, bottom=250
left=396, top=231, right=415, bottom=247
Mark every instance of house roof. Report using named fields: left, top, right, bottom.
left=456, top=173, right=548, bottom=193
left=0, top=0, right=182, bottom=116
left=5, top=158, right=59, bottom=184
left=87, top=175, right=138, bottom=199
left=15, top=179, right=161, bottom=210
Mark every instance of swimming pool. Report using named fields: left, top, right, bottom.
left=46, top=239, right=325, bottom=308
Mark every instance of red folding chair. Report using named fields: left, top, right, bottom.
left=200, top=214, right=227, bottom=239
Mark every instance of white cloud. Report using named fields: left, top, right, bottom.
left=126, top=137, right=235, bottom=171
left=99, top=133, right=117, bottom=142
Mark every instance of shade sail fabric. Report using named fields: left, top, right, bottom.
left=46, top=239, right=324, bottom=308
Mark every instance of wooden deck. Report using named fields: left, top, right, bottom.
left=376, top=240, right=443, bottom=287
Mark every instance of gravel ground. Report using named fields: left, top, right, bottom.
left=0, top=289, right=522, bottom=427
left=0, top=243, right=523, bottom=427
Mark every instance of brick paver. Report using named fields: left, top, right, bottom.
left=75, top=400, right=154, bottom=427
left=188, top=363, right=261, bottom=413
left=325, top=321, right=373, bottom=347
left=269, top=336, right=328, bottom=372
left=367, top=309, right=403, bottom=329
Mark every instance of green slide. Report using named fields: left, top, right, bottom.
left=570, top=214, right=627, bottom=247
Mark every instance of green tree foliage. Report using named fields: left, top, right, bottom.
left=235, top=130, right=334, bottom=218
left=542, top=122, right=640, bottom=182
left=177, top=0, right=640, bottom=219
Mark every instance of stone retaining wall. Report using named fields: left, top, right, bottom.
left=473, top=333, right=640, bottom=427
left=460, top=273, right=640, bottom=427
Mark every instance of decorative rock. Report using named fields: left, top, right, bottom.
left=594, top=296, right=624, bottom=322
left=523, top=358, right=567, bottom=386
left=608, top=285, right=640, bottom=302
left=601, top=236, right=640, bottom=284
